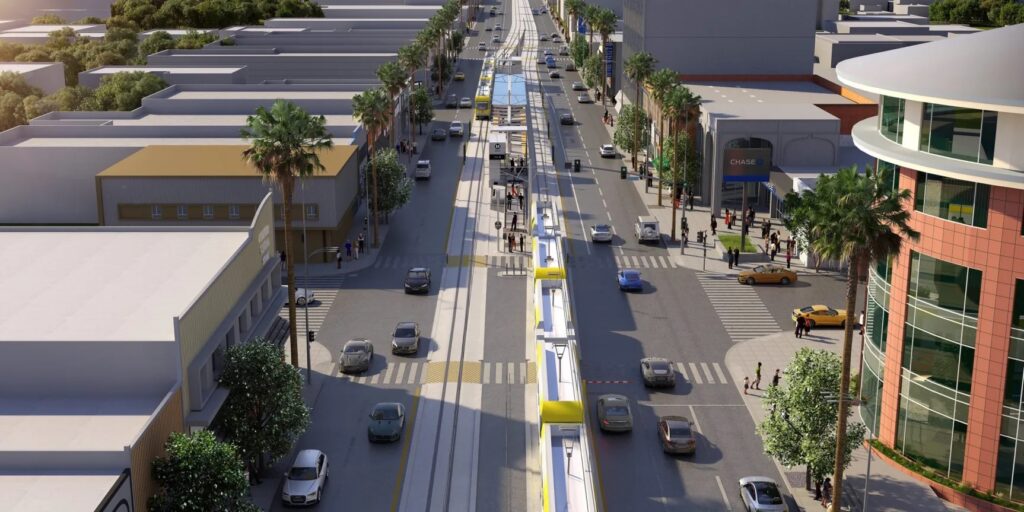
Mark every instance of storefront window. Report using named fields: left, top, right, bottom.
left=914, top=171, right=989, bottom=228
left=920, top=103, right=997, bottom=165
left=879, top=96, right=906, bottom=144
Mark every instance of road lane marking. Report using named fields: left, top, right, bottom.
left=598, top=188, right=603, bottom=196
left=606, top=211, right=612, bottom=221
left=688, top=363, right=703, bottom=384
left=495, top=362, right=504, bottom=384
left=371, top=372, right=381, bottom=385
left=483, top=362, right=491, bottom=384
left=687, top=405, right=703, bottom=434
left=602, top=198, right=607, bottom=208
left=520, top=362, right=527, bottom=383
left=715, top=475, right=731, bottom=511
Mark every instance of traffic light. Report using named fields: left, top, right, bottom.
left=620, top=166, right=627, bottom=179
left=573, top=159, right=581, bottom=173
left=308, top=330, right=316, bottom=342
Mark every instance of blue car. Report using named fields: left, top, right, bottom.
left=617, top=269, right=642, bottom=291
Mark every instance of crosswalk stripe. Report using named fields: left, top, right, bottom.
left=483, top=362, right=491, bottom=384
left=713, top=363, right=728, bottom=383
left=677, top=362, right=689, bottom=382
left=395, top=362, right=407, bottom=385
left=650, top=256, right=662, bottom=268
left=520, top=362, right=527, bottom=384
left=701, top=362, right=714, bottom=383
left=370, top=372, right=381, bottom=385
left=688, top=363, right=703, bottom=384
left=382, top=365, right=394, bottom=384
left=496, top=362, right=504, bottom=384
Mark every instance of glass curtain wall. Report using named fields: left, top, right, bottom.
left=863, top=254, right=893, bottom=435
left=914, top=171, right=990, bottom=228
left=897, top=251, right=981, bottom=479
left=920, top=103, right=998, bottom=165
left=996, top=281, right=1024, bottom=502
left=879, top=96, right=906, bottom=144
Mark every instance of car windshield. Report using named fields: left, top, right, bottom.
left=623, top=272, right=640, bottom=281
left=289, top=466, right=318, bottom=480
left=604, top=405, right=629, bottom=416
left=371, top=406, right=401, bottom=420
left=800, top=306, right=816, bottom=313
left=602, top=145, right=613, bottom=150
left=650, top=360, right=670, bottom=371
left=594, top=225, right=610, bottom=232
left=344, top=344, right=366, bottom=353
left=754, top=482, right=783, bottom=504
left=408, top=271, right=428, bottom=279
left=754, top=266, right=766, bottom=273
left=394, top=327, right=416, bottom=337
left=669, top=423, right=691, bottom=437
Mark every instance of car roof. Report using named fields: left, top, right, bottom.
left=372, top=402, right=402, bottom=412
left=739, top=476, right=779, bottom=486
left=345, top=338, right=369, bottom=346
left=599, top=394, right=628, bottom=404
left=408, top=266, right=429, bottom=272
left=593, top=224, right=610, bottom=229
left=395, top=321, right=417, bottom=329
left=621, top=268, right=640, bottom=275
left=416, top=160, right=429, bottom=166
left=660, top=415, right=690, bottom=426
left=294, top=449, right=323, bottom=466
left=642, top=356, right=668, bottom=364
left=601, top=143, right=614, bottom=148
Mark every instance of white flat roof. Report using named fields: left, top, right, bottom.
left=165, top=52, right=396, bottom=57
left=99, top=113, right=355, bottom=126
left=0, top=473, right=123, bottom=512
left=686, top=81, right=852, bottom=116
left=837, top=23, right=1024, bottom=113
left=0, top=62, right=60, bottom=72
left=0, top=398, right=156, bottom=452
left=11, top=136, right=355, bottom=147
left=2, top=24, right=100, bottom=33
left=87, top=66, right=243, bottom=75
left=166, top=90, right=358, bottom=100
left=0, top=230, right=248, bottom=342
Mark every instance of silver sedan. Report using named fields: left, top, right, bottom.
left=596, top=394, right=633, bottom=432
left=590, top=224, right=613, bottom=243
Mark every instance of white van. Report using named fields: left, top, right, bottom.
left=635, top=216, right=660, bottom=243
left=414, top=160, right=431, bottom=179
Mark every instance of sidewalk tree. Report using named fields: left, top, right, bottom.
left=612, top=103, right=649, bottom=174
left=409, top=85, right=434, bottom=135
left=758, top=347, right=867, bottom=492
left=569, top=36, right=589, bottom=68
left=149, top=430, right=259, bottom=512
left=215, top=339, right=311, bottom=480
left=647, top=68, right=678, bottom=207
left=661, top=130, right=696, bottom=241
left=593, top=7, right=617, bottom=106
left=584, top=4, right=598, bottom=48
left=582, top=54, right=601, bottom=91
left=564, top=0, right=585, bottom=41
left=367, top=148, right=413, bottom=222
left=784, top=166, right=918, bottom=508
left=376, top=61, right=407, bottom=146
left=624, top=51, right=655, bottom=175
left=243, top=100, right=333, bottom=366
left=397, top=42, right=428, bottom=134
left=353, top=86, right=392, bottom=248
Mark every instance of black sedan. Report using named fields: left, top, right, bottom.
left=404, top=267, right=431, bottom=294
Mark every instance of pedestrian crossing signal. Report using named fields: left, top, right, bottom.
left=620, top=166, right=627, bottom=179
left=573, top=159, right=580, bottom=173
left=308, top=330, right=315, bottom=342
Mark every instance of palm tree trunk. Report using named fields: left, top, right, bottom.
left=832, top=253, right=861, bottom=510
left=669, top=117, right=677, bottom=242
left=281, top=176, right=299, bottom=367
left=370, top=135, right=380, bottom=248
left=657, top=110, right=665, bottom=206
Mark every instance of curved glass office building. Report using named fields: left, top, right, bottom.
left=838, top=24, right=1024, bottom=500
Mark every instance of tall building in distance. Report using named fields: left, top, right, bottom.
left=838, top=24, right=1024, bottom=499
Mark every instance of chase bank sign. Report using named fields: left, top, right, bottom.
left=723, top=148, right=772, bottom=183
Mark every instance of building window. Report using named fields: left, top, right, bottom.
left=876, top=159, right=899, bottom=194
left=920, top=103, right=998, bottom=165
left=150, top=205, right=162, bottom=220
left=879, top=96, right=906, bottom=144
left=228, top=204, right=240, bottom=220
left=176, top=205, right=188, bottom=220
left=305, top=204, right=319, bottom=220
left=896, top=251, right=981, bottom=479
left=914, top=171, right=990, bottom=228
left=995, top=281, right=1024, bottom=501
left=202, top=205, right=214, bottom=219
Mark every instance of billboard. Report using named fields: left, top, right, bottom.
left=604, top=42, right=614, bottom=77
left=577, top=17, right=587, bottom=34
left=722, top=148, right=772, bottom=182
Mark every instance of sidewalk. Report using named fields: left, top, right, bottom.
left=249, top=339, right=335, bottom=510
left=724, top=329, right=966, bottom=512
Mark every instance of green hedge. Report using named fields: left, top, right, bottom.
left=719, top=233, right=758, bottom=253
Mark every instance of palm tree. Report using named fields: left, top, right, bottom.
left=663, top=85, right=685, bottom=241
left=624, top=51, right=655, bottom=176
left=648, top=68, right=677, bottom=206
left=678, top=86, right=702, bottom=204
left=242, top=100, right=333, bottom=368
left=791, top=167, right=918, bottom=509
left=565, top=0, right=585, bottom=41
left=376, top=61, right=406, bottom=147
left=352, top=87, right=392, bottom=249
left=398, top=43, right=427, bottom=134
left=584, top=4, right=599, bottom=49
left=593, top=8, right=617, bottom=107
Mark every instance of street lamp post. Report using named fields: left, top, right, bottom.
left=554, top=342, right=567, bottom=382
left=565, top=439, right=574, bottom=477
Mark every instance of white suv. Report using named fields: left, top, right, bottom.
left=414, top=160, right=432, bottom=179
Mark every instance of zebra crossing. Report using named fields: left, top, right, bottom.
left=279, top=290, right=338, bottom=337
left=290, top=274, right=347, bottom=289
left=697, top=272, right=780, bottom=342
left=341, top=360, right=535, bottom=386
left=567, top=254, right=678, bottom=269
left=585, top=361, right=731, bottom=385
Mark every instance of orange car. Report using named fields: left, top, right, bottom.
left=737, top=264, right=797, bottom=285
left=792, top=305, right=848, bottom=328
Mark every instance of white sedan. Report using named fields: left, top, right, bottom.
left=281, top=449, right=329, bottom=506
left=449, top=120, right=464, bottom=136
left=590, top=224, right=613, bottom=242
left=599, top=144, right=617, bottom=158
left=577, top=93, right=592, bottom=103
left=738, top=476, right=788, bottom=512
left=293, top=288, right=315, bottom=306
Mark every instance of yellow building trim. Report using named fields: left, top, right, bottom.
left=540, top=400, right=584, bottom=424
left=535, top=267, right=565, bottom=280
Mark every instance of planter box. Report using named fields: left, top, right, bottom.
left=714, top=238, right=769, bottom=263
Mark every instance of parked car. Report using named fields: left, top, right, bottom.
left=431, top=128, right=447, bottom=141
left=459, top=97, right=472, bottom=108
left=590, top=224, right=612, bottom=242
left=446, top=94, right=458, bottom=108
left=641, top=357, right=676, bottom=387
left=599, top=144, right=616, bottom=157
left=537, top=55, right=547, bottom=64
left=634, top=215, right=660, bottom=243
left=549, top=70, right=561, bottom=79
left=340, top=339, right=373, bottom=373
left=559, top=112, right=574, bottom=125
left=791, top=305, right=847, bottom=328
left=449, top=120, right=465, bottom=136
left=404, top=267, right=431, bottom=293
left=577, top=92, right=592, bottom=103
left=532, top=8, right=539, bottom=14
left=658, top=416, right=697, bottom=454
left=281, top=449, right=329, bottom=506
left=617, top=269, right=642, bottom=291
left=391, top=321, right=420, bottom=355
left=738, top=476, right=788, bottom=512
left=479, top=41, right=488, bottom=50
left=543, top=49, right=554, bottom=56
left=414, top=160, right=432, bottom=179
left=596, top=394, right=633, bottom=432
left=571, top=81, right=587, bottom=91
left=368, top=402, right=406, bottom=442
left=293, top=288, right=315, bottom=306
left=495, top=24, right=502, bottom=31
left=738, top=264, right=797, bottom=285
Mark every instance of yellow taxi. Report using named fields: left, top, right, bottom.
left=792, top=305, right=848, bottom=328
left=454, top=71, right=466, bottom=81
left=737, top=264, right=797, bottom=285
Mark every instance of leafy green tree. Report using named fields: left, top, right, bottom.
left=74, top=16, right=106, bottom=24
left=90, top=71, right=167, bottom=111
left=139, top=30, right=176, bottom=57
left=758, top=348, right=867, bottom=491
left=397, top=42, right=427, bottom=135
left=176, top=29, right=218, bottom=49
left=50, top=84, right=95, bottom=111
left=22, top=94, right=59, bottom=119
left=564, top=0, right=586, bottom=41
left=409, top=85, right=434, bottom=135
left=569, top=36, right=589, bottom=68
left=242, top=101, right=333, bottom=365
left=0, top=72, right=42, bottom=97
left=368, top=148, right=413, bottom=221
left=216, top=340, right=311, bottom=479
left=624, top=51, right=655, bottom=174
left=0, top=42, right=26, bottom=61
left=582, top=54, right=601, bottom=90
left=110, top=0, right=322, bottom=30
left=647, top=68, right=677, bottom=206
left=583, top=4, right=599, bottom=48
left=612, top=103, right=649, bottom=172
left=0, top=91, right=27, bottom=131
left=149, top=430, right=259, bottom=512
left=784, top=166, right=918, bottom=507
left=353, top=86, right=392, bottom=248
left=31, top=14, right=66, bottom=24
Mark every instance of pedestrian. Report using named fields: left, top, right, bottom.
left=733, top=248, right=740, bottom=266
left=769, top=241, right=778, bottom=261
left=509, top=233, right=516, bottom=252
left=518, top=193, right=524, bottom=210
left=682, top=227, right=689, bottom=245
left=336, top=249, right=342, bottom=269
left=688, top=194, right=695, bottom=210
left=821, top=478, right=833, bottom=507
left=710, top=215, right=717, bottom=235
left=729, top=212, right=735, bottom=230
left=786, top=247, right=792, bottom=269
left=280, top=251, right=287, bottom=272
left=412, top=141, right=418, bottom=154
left=506, top=191, right=513, bottom=209
left=761, top=222, right=769, bottom=240
left=681, top=217, right=689, bottom=236
left=519, top=233, right=525, bottom=252
left=772, top=369, right=781, bottom=387
left=609, top=115, right=613, bottom=127
left=859, top=309, right=866, bottom=335
left=396, top=141, right=401, bottom=153
left=743, top=376, right=750, bottom=395
left=805, top=317, right=813, bottom=337
left=353, top=241, right=359, bottom=260
left=724, top=208, right=731, bottom=227
left=795, top=315, right=805, bottom=338
left=511, top=212, right=518, bottom=231
left=727, top=247, right=734, bottom=269
left=753, top=362, right=762, bottom=389
left=344, top=239, right=352, bottom=260
left=358, top=231, right=366, bottom=255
